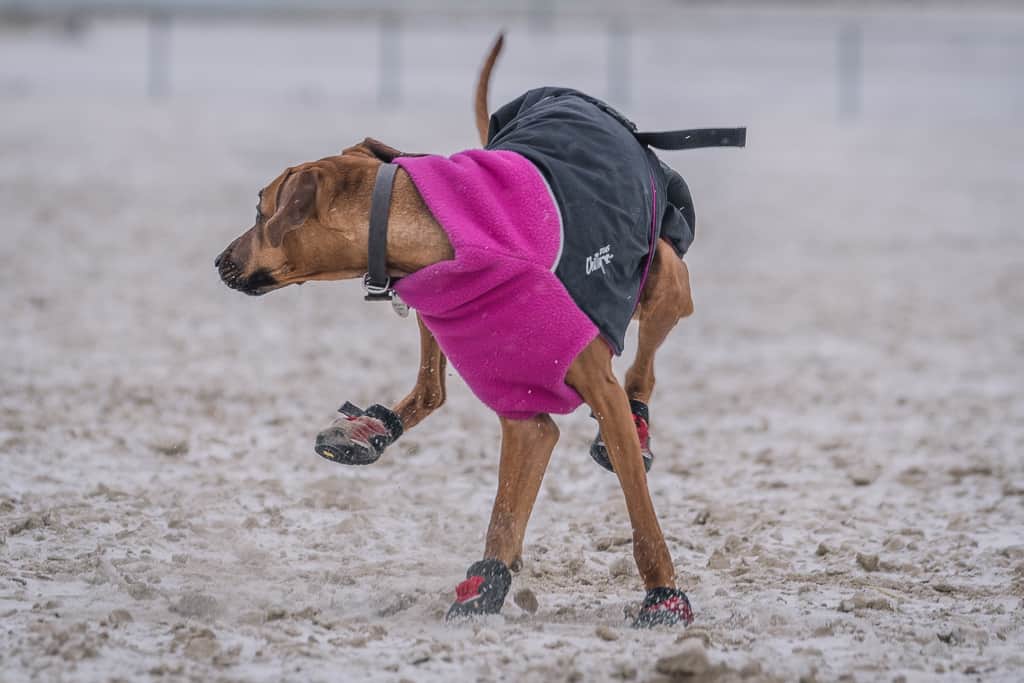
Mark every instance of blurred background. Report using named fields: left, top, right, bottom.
left=2, top=1, right=1022, bottom=681
left=2, top=0, right=1022, bottom=120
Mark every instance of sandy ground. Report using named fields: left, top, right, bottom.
left=2, top=8, right=1024, bottom=683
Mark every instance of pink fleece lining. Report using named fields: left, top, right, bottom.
left=394, top=150, right=599, bottom=419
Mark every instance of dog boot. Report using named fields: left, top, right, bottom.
left=590, top=399, right=653, bottom=473
left=445, top=559, right=512, bottom=622
left=632, top=587, right=694, bottom=628
left=314, top=402, right=403, bottom=466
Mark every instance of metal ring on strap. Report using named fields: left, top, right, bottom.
left=362, top=272, right=392, bottom=296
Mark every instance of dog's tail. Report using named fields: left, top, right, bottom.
left=475, top=32, right=505, bottom=147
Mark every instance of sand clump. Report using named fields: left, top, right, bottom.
left=170, top=591, right=221, bottom=619
left=514, top=588, right=540, bottom=614
left=656, top=641, right=711, bottom=677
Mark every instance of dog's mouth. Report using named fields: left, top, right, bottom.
left=231, top=269, right=278, bottom=296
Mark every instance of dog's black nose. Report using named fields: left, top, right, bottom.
left=214, top=253, right=222, bottom=268
left=217, top=252, right=242, bottom=287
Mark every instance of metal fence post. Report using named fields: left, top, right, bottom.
left=607, top=18, right=630, bottom=106
left=838, top=22, right=862, bottom=120
left=378, top=12, right=400, bottom=107
left=147, top=11, right=171, bottom=99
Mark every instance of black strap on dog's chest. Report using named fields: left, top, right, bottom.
left=364, top=162, right=399, bottom=301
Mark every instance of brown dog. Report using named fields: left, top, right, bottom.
left=216, top=36, right=697, bottom=627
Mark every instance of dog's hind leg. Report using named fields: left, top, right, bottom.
left=590, top=240, right=694, bottom=473
left=568, top=339, right=694, bottom=627
left=446, top=413, right=558, bottom=620
left=625, top=241, right=694, bottom=403
left=315, top=314, right=446, bottom=465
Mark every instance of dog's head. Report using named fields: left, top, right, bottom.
left=215, top=138, right=409, bottom=296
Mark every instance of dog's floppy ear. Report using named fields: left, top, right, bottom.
left=266, top=168, right=318, bottom=248
left=342, top=137, right=424, bottom=161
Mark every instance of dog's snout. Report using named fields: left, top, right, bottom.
left=214, top=252, right=223, bottom=268
left=216, top=248, right=277, bottom=295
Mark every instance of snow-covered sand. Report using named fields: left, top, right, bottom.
left=2, top=7, right=1023, bottom=682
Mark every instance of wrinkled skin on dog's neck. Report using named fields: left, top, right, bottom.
left=215, top=139, right=452, bottom=296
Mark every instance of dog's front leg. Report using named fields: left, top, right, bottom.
left=568, top=339, right=694, bottom=628
left=315, top=314, right=446, bottom=465
left=391, top=314, right=447, bottom=431
left=446, top=413, right=558, bottom=620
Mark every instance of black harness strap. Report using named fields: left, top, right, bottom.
left=364, top=162, right=399, bottom=301
left=570, top=93, right=746, bottom=152
left=634, top=127, right=746, bottom=151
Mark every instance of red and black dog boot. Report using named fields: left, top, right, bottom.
left=445, top=559, right=512, bottom=622
left=314, top=402, right=403, bottom=466
left=589, top=399, right=654, bottom=473
left=632, top=587, right=694, bottom=628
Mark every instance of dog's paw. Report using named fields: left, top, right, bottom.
left=445, top=559, right=512, bottom=622
left=314, top=402, right=403, bottom=466
left=632, top=587, right=694, bottom=628
left=590, top=399, right=654, bottom=473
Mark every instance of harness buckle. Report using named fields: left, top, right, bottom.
left=363, top=272, right=392, bottom=300
left=362, top=273, right=409, bottom=317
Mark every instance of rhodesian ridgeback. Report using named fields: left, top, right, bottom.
left=216, top=35, right=710, bottom=627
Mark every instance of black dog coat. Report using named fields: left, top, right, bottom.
left=486, top=87, right=698, bottom=353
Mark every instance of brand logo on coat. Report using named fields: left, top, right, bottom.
left=586, top=245, right=614, bottom=275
